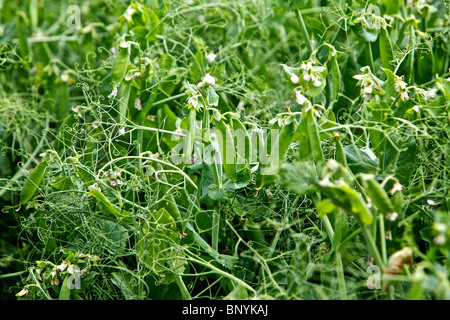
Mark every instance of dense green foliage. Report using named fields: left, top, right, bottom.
left=0, top=0, right=449, bottom=300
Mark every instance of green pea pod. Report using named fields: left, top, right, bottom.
left=56, top=80, right=70, bottom=124
left=320, top=182, right=373, bottom=225
left=86, top=189, right=132, bottom=222
left=215, top=119, right=237, bottom=183
left=257, top=115, right=295, bottom=188
left=392, top=190, right=403, bottom=214
left=82, top=31, right=96, bottom=68
left=305, top=107, right=324, bottom=163
left=111, top=47, right=129, bottom=87
left=292, top=114, right=310, bottom=160
left=231, top=118, right=251, bottom=167
left=255, top=124, right=276, bottom=188
left=334, top=135, right=348, bottom=167
left=59, top=276, right=71, bottom=300
left=361, top=174, right=395, bottom=215
left=379, top=27, right=394, bottom=71
left=19, top=153, right=49, bottom=205
left=29, top=0, right=38, bottom=33
left=16, top=12, right=31, bottom=60
left=331, top=56, right=341, bottom=103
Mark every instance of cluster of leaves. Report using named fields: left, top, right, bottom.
left=0, top=0, right=449, bottom=300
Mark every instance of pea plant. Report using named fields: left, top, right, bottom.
left=0, top=0, right=449, bottom=300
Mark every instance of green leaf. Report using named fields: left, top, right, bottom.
left=158, top=104, right=181, bottom=149
left=393, top=136, right=417, bottom=186
left=287, top=0, right=308, bottom=10
left=190, top=51, right=207, bottom=83
left=204, top=86, right=219, bottom=107
left=136, top=208, right=184, bottom=281
left=224, top=284, right=249, bottom=300
left=344, top=145, right=378, bottom=175
left=111, top=272, right=140, bottom=300
left=306, top=16, right=326, bottom=38
left=277, top=161, right=319, bottom=196
left=317, top=199, right=339, bottom=217
left=436, top=77, right=450, bottom=100
left=352, top=23, right=379, bottom=42
left=382, top=0, right=400, bottom=15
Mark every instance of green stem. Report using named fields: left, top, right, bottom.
left=360, top=222, right=385, bottom=271
left=379, top=215, right=387, bottom=264
left=212, top=209, right=220, bottom=252
left=175, top=275, right=192, bottom=300
left=322, top=215, right=335, bottom=240
left=184, top=256, right=256, bottom=296
left=365, top=42, right=374, bottom=71
left=296, top=10, right=313, bottom=54
left=336, top=250, right=348, bottom=300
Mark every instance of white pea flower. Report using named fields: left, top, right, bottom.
left=124, top=6, right=135, bottom=22
left=363, top=85, right=374, bottom=100
left=50, top=271, right=60, bottom=286
left=389, top=182, right=403, bottom=194
left=17, top=288, right=29, bottom=297
left=71, top=106, right=81, bottom=114
left=134, top=98, right=142, bottom=111
left=206, top=53, right=216, bottom=63
left=313, top=79, right=322, bottom=87
left=427, top=199, right=440, bottom=207
left=118, top=127, right=126, bottom=136
left=386, top=212, right=398, bottom=222
left=294, top=89, right=308, bottom=105
left=303, top=74, right=311, bottom=81
left=56, top=263, right=68, bottom=272
left=132, top=72, right=141, bottom=80
left=188, top=94, right=201, bottom=109
left=424, top=88, right=437, bottom=101
left=88, top=183, right=101, bottom=192
left=172, top=127, right=184, bottom=141
left=385, top=230, right=393, bottom=240
left=434, top=234, right=446, bottom=245
left=400, top=91, right=409, bottom=101
left=290, top=73, right=299, bottom=84
left=108, top=86, right=118, bottom=99
left=301, top=61, right=313, bottom=71
left=363, top=86, right=373, bottom=94
left=202, top=73, right=215, bottom=86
